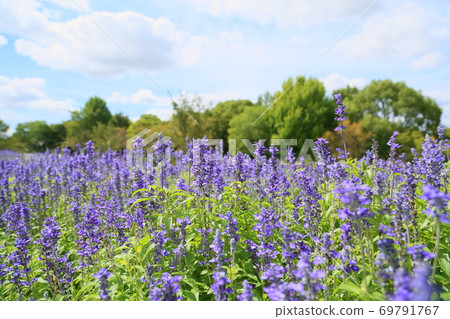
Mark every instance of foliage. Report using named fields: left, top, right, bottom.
left=205, top=99, right=254, bottom=152
left=169, top=96, right=205, bottom=149
left=333, top=80, right=441, bottom=157
left=127, top=114, right=163, bottom=139
left=0, top=119, right=9, bottom=139
left=70, top=96, right=112, bottom=132
left=269, top=76, right=335, bottom=152
left=227, top=105, right=272, bottom=154
left=11, top=121, right=66, bottom=152
left=110, top=113, right=131, bottom=129
left=323, top=120, right=373, bottom=158
left=92, top=123, right=127, bottom=151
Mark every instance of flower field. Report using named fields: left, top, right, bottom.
left=0, top=97, right=449, bottom=301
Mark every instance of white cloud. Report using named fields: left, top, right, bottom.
left=0, top=0, right=205, bottom=77
left=219, top=31, right=243, bottom=42
left=44, top=0, right=91, bottom=12
left=337, top=2, right=450, bottom=60
left=320, top=73, right=366, bottom=94
left=0, top=1, right=270, bottom=79
left=289, top=36, right=308, bottom=45
left=108, top=89, right=172, bottom=106
left=0, top=34, right=7, bottom=46
left=0, top=75, right=74, bottom=112
left=411, top=52, right=445, bottom=71
left=184, top=0, right=376, bottom=28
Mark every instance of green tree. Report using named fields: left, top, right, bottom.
left=12, top=121, right=66, bottom=152
left=110, top=113, right=131, bottom=129
left=170, top=96, right=205, bottom=149
left=127, top=114, right=163, bottom=138
left=92, top=123, right=127, bottom=151
left=256, top=91, right=274, bottom=106
left=334, top=80, right=442, bottom=158
left=269, top=76, right=334, bottom=151
left=65, top=96, right=112, bottom=148
left=0, top=119, right=9, bottom=139
left=332, top=86, right=359, bottom=102
left=228, top=105, right=271, bottom=154
left=205, top=99, right=254, bottom=151
left=71, top=96, right=112, bottom=131
left=343, top=80, right=441, bottom=134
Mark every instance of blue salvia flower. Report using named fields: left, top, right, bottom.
left=264, top=281, right=304, bottom=301
left=93, top=268, right=112, bottom=301
left=292, top=252, right=325, bottom=300
left=292, top=168, right=322, bottom=234
left=232, top=152, right=251, bottom=183
left=36, top=217, right=75, bottom=295
left=170, top=217, right=190, bottom=269
left=336, top=179, right=372, bottom=220
left=314, top=138, right=334, bottom=166
left=210, top=229, right=226, bottom=270
left=152, top=133, right=173, bottom=189
left=250, top=140, right=267, bottom=197
left=392, top=263, right=432, bottom=301
left=150, top=226, right=170, bottom=269
left=375, top=238, right=399, bottom=290
left=253, top=207, right=281, bottom=239
left=280, top=224, right=308, bottom=274
left=337, top=223, right=359, bottom=275
left=418, top=129, right=449, bottom=187
left=406, top=245, right=436, bottom=262
left=387, top=131, right=401, bottom=158
left=253, top=207, right=281, bottom=265
left=197, top=228, right=212, bottom=266
left=261, top=263, right=286, bottom=286
left=262, top=263, right=307, bottom=301
left=5, top=204, right=33, bottom=294
left=191, top=138, right=224, bottom=197
left=175, top=178, right=188, bottom=191
left=219, top=211, right=240, bottom=258
left=333, top=93, right=347, bottom=131
left=237, top=280, right=254, bottom=301
left=211, top=270, right=233, bottom=301
left=421, top=184, right=450, bottom=223
left=149, top=272, right=182, bottom=301
left=75, top=194, right=103, bottom=267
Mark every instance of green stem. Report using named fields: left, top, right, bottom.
left=431, top=220, right=441, bottom=280
left=357, top=223, right=368, bottom=292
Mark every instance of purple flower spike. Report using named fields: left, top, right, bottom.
left=149, top=272, right=183, bottom=301
left=93, top=268, right=112, bottom=301
left=237, top=280, right=254, bottom=301
left=421, top=185, right=450, bottom=223
left=334, top=93, right=348, bottom=131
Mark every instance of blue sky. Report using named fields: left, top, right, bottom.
left=1, top=0, right=450, bottom=132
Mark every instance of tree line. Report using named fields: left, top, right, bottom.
left=0, top=76, right=445, bottom=158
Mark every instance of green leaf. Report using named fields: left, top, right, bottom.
left=441, top=291, right=450, bottom=301
left=183, top=290, right=197, bottom=301
left=439, top=254, right=450, bottom=279
left=74, top=282, right=97, bottom=300
left=139, top=234, right=151, bottom=246
left=335, top=281, right=372, bottom=301
left=130, top=197, right=153, bottom=210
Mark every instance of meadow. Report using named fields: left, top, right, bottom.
left=0, top=95, right=449, bottom=301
